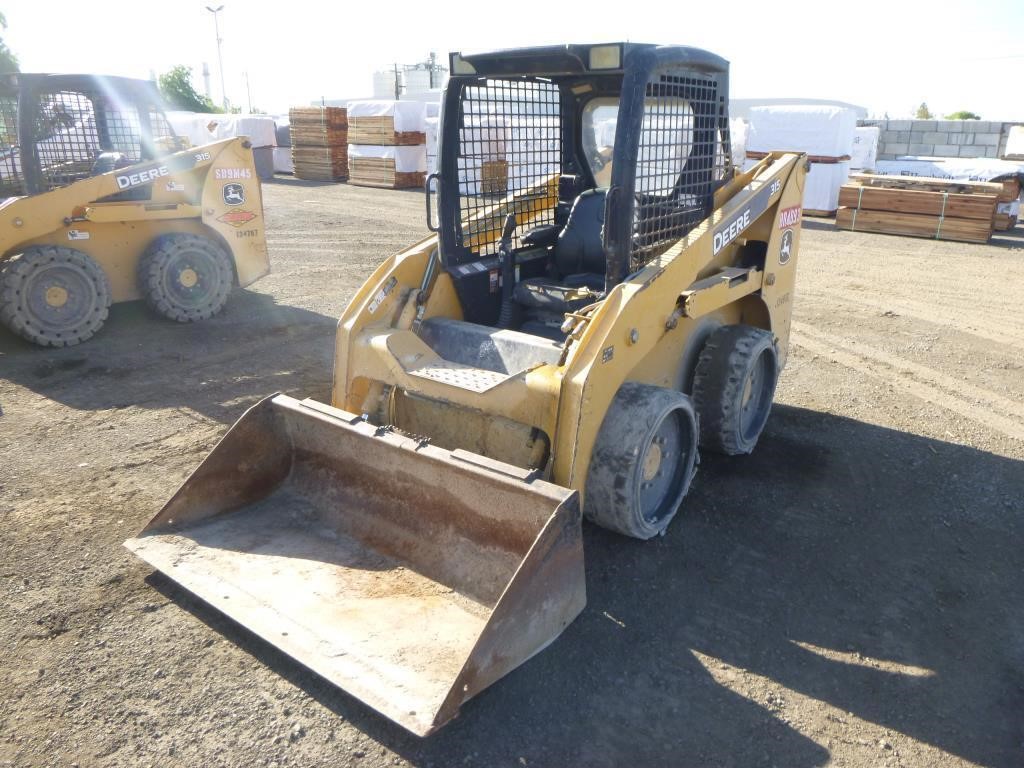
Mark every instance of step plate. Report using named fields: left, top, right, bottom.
left=407, top=358, right=512, bottom=393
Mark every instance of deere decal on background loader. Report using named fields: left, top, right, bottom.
left=0, top=73, right=269, bottom=347
left=127, top=44, right=807, bottom=735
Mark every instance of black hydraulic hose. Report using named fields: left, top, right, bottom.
left=497, top=213, right=517, bottom=329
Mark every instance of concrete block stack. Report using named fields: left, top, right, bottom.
left=863, top=119, right=1018, bottom=161
left=347, top=101, right=427, bottom=189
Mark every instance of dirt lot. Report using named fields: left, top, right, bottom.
left=1, top=178, right=1022, bottom=768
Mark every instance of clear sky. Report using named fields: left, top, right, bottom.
left=5, top=0, right=1023, bottom=119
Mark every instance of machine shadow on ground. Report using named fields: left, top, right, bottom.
left=0, top=290, right=338, bottom=422
left=149, top=403, right=1024, bottom=768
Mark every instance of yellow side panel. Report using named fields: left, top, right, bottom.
left=20, top=219, right=223, bottom=303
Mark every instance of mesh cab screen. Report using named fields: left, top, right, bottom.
left=456, top=78, right=562, bottom=258
left=631, top=68, right=728, bottom=267
left=35, top=89, right=145, bottom=191
left=0, top=94, right=21, bottom=195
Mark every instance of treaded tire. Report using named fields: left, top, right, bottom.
left=585, top=382, right=699, bottom=539
left=0, top=245, right=110, bottom=347
left=138, top=233, right=233, bottom=322
left=692, top=324, right=778, bottom=456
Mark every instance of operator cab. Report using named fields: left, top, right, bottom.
left=429, top=43, right=733, bottom=340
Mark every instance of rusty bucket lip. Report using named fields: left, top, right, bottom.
left=125, top=393, right=586, bottom=737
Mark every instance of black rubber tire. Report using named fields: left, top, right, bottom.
left=585, top=382, right=699, bottom=539
left=138, top=233, right=233, bottom=322
left=0, top=245, right=110, bottom=347
left=692, top=324, right=778, bottom=456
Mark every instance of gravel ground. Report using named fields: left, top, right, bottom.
left=1, top=177, right=1022, bottom=768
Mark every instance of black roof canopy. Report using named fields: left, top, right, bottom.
left=449, top=43, right=728, bottom=78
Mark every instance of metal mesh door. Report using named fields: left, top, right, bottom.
left=631, top=68, right=729, bottom=267
left=35, top=91, right=102, bottom=189
left=456, top=78, right=562, bottom=257
left=0, top=94, right=22, bottom=195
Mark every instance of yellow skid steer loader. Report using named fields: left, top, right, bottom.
left=0, top=74, right=269, bottom=347
left=127, top=44, right=807, bottom=736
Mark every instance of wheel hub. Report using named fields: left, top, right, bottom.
left=178, top=267, right=199, bottom=288
left=642, top=442, right=663, bottom=483
left=44, top=285, right=69, bottom=308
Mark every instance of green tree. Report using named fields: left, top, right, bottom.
left=945, top=110, right=981, bottom=120
left=0, top=12, right=19, bottom=74
left=914, top=102, right=934, bottom=119
left=158, top=66, right=221, bottom=112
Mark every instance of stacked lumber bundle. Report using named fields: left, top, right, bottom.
left=347, top=101, right=427, bottom=189
left=835, top=174, right=999, bottom=243
left=347, top=101, right=426, bottom=145
left=289, top=106, right=348, bottom=181
left=348, top=116, right=425, bottom=145
left=347, top=145, right=427, bottom=189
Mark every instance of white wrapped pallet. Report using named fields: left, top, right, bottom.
left=804, top=162, right=850, bottom=213
left=851, top=126, right=879, bottom=171
left=348, top=144, right=427, bottom=171
left=742, top=157, right=850, bottom=214
left=1004, top=125, right=1024, bottom=160
left=425, top=116, right=439, bottom=174
left=747, top=105, right=857, bottom=158
left=273, top=146, right=294, bottom=174
left=873, top=157, right=1024, bottom=182
left=730, top=118, right=748, bottom=167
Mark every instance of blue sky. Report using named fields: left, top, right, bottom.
left=5, top=0, right=1023, bottom=119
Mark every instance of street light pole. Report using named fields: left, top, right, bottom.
left=205, top=5, right=228, bottom=110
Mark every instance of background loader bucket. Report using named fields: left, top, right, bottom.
left=125, top=394, right=585, bottom=736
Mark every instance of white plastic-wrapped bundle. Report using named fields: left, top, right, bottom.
left=747, top=105, right=857, bottom=158
left=166, top=112, right=278, bottom=149
left=204, top=115, right=278, bottom=148
left=804, top=162, right=851, bottom=212
left=425, top=117, right=439, bottom=174
left=851, top=126, right=880, bottom=170
left=348, top=144, right=427, bottom=172
left=273, top=146, right=294, bottom=174
left=347, top=100, right=427, bottom=133
left=1005, top=125, right=1024, bottom=160
left=730, top=118, right=748, bottom=168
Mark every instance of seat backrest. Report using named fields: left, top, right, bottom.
left=554, top=189, right=606, bottom=276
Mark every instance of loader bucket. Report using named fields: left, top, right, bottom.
left=125, top=394, right=584, bottom=736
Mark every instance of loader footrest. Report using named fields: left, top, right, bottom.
left=407, top=358, right=513, bottom=393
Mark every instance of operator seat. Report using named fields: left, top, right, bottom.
left=513, top=188, right=606, bottom=317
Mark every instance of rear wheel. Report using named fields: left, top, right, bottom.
left=585, top=382, right=699, bottom=539
left=0, top=245, right=110, bottom=347
left=139, top=233, right=233, bottom=322
left=692, top=324, right=778, bottom=455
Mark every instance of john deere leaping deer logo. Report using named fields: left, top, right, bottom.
left=223, top=183, right=245, bottom=206
left=779, top=229, right=794, bottom=265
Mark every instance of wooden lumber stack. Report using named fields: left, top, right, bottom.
left=993, top=178, right=1021, bottom=231
left=289, top=107, right=348, bottom=181
left=835, top=174, right=998, bottom=243
left=347, top=158, right=424, bottom=189
left=348, top=115, right=425, bottom=146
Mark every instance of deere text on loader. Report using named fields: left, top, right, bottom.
left=0, top=73, right=269, bottom=347
left=127, top=44, right=807, bottom=735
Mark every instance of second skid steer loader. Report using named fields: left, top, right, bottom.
left=127, top=43, right=808, bottom=736
left=0, top=73, right=269, bottom=346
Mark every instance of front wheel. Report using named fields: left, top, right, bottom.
left=138, top=233, right=233, bottom=322
left=585, top=383, right=699, bottom=539
left=692, top=324, right=778, bottom=455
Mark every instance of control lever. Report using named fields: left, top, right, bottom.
left=497, top=213, right=518, bottom=329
